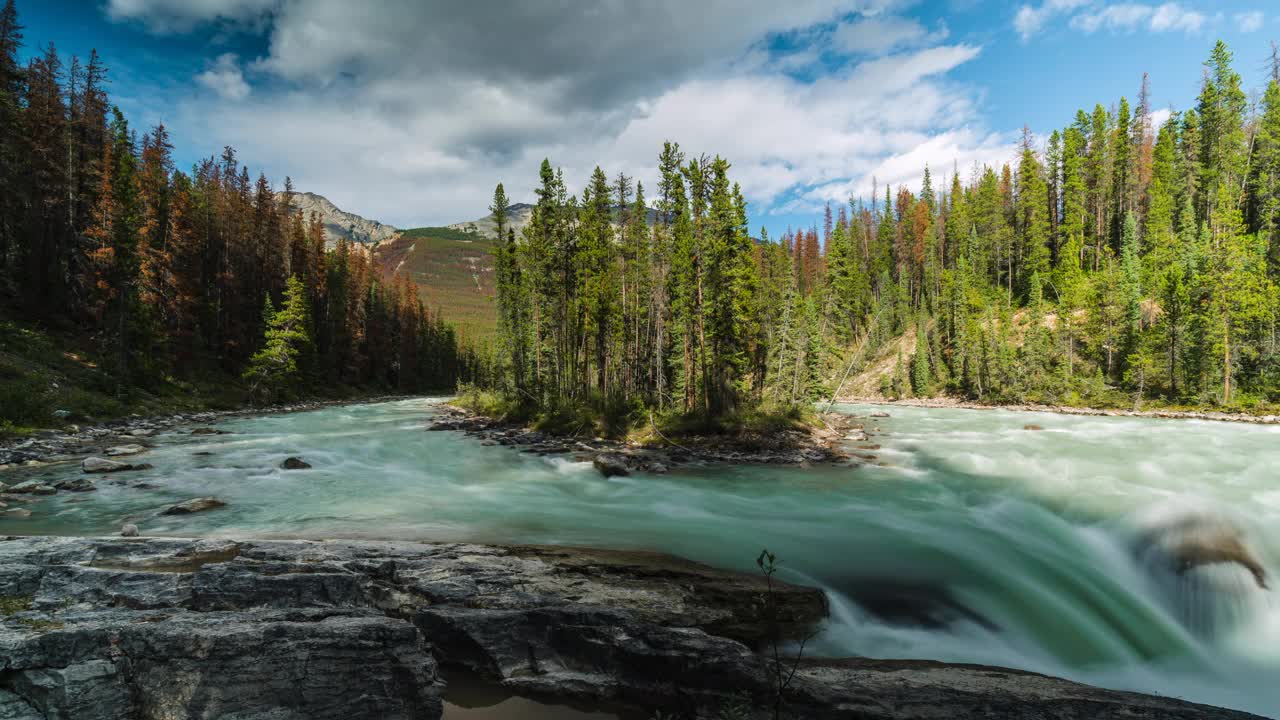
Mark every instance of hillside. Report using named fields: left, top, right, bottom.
left=373, top=227, right=498, bottom=338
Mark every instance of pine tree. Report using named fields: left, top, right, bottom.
left=243, top=276, right=312, bottom=403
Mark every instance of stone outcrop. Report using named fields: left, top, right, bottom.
left=0, top=536, right=1259, bottom=720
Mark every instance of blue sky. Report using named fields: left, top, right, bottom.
left=16, top=1, right=1280, bottom=239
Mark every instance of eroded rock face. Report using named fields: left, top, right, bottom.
left=0, top=537, right=1258, bottom=720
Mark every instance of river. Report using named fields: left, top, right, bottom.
left=4, top=398, right=1278, bottom=717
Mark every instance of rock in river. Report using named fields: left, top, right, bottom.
left=120, top=523, right=139, bottom=537
left=281, top=456, right=312, bottom=470
left=190, top=427, right=227, bottom=435
left=160, top=497, right=227, bottom=515
left=0, top=536, right=1255, bottom=720
left=592, top=452, right=631, bottom=477
left=104, top=444, right=147, bottom=457
left=81, top=456, right=151, bottom=474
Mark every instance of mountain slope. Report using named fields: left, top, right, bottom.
left=372, top=227, right=497, bottom=338
left=290, top=192, right=400, bottom=247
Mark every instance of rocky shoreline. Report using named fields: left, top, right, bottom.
left=0, top=535, right=1260, bottom=720
left=838, top=395, right=1280, bottom=425
left=425, top=404, right=868, bottom=475
left=0, top=394, right=419, bottom=471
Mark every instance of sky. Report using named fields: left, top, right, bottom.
left=15, top=0, right=1280, bottom=239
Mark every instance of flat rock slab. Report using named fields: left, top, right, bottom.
left=0, top=536, right=1260, bottom=720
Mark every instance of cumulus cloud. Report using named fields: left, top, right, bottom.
left=1235, top=11, right=1265, bottom=33
left=1018, top=1, right=1204, bottom=39
left=195, top=54, right=250, bottom=101
left=113, top=0, right=1012, bottom=228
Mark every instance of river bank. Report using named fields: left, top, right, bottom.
left=837, top=395, right=1280, bottom=425
left=0, top=535, right=1260, bottom=720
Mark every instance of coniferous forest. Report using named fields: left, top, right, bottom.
left=485, top=41, right=1280, bottom=426
left=0, top=0, right=467, bottom=428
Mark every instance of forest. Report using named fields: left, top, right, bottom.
left=0, top=0, right=468, bottom=429
left=484, top=40, right=1280, bottom=427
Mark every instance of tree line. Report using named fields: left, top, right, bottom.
left=488, top=40, right=1280, bottom=419
left=0, top=0, right=467, bottom=406
left=818, top=40, right=1279, bottom=409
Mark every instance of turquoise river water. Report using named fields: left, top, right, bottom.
left=4, top=398, right=1279, bottom=717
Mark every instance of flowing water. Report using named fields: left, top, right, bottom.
left=5, top=398, right=1279, bottom=717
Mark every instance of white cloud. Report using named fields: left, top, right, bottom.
left=1018, top=1, right=1204, bottom=39
left=1235, top=11, right=1265, bottom=33
left=1014, top=0, right=1091, bottom=41
left=114, top=0, right=1011, bottom=230
left=833, top=16, right=948, bottom=56
left=1147, top=3, right=1205, bottom=32
left=195, top=54, right=250, bottom=101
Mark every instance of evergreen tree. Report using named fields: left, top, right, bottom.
left=243, top=276, right=312, bottom=403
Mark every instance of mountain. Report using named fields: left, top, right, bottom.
left=289, top=192, right=400, bottom=248
left=446, top=202, right=535, bottom=240
left=448, top=203, right=661, bottom=239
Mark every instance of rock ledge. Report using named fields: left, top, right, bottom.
left=0, top=536, right=1259, bottom=720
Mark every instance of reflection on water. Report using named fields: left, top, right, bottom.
left=7, top=398, right=1280, bottom=716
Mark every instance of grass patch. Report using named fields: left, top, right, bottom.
left=0, top=596, right=32, bottom=615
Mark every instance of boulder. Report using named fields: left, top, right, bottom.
left=649, top=462, right=670, bottom=474
left=1023, top=424, right=1045, bottom=431
left=160, top=497, right=227, bottom=515
left=120, top=524, right=139, bottom=537
left=104, top=444, right=147, bottom=457
left=593, top=452, right=631, bottom=478
left=56, top=478, right=96, bottom=492
left=281, top=456, right=312, bottom=470
left=870, top=411, right=891, bottom=418
left=1, top=508, right=31, bottom=518
left=83, top=457, right=137, bottom=474
left=5, top=480, right=57, bottom=495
